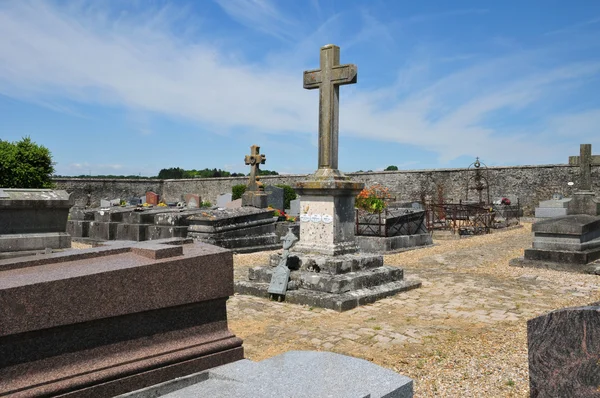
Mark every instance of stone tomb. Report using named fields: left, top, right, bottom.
left=510, top=215, right=600, bottom=274
left=355, top=207, right=432, bottom=253
left=0, top=238, right=244, bottom=397
left=120, top=351, right=413, bottom=398
left=236, top=44, right=420, bottom=311
left=0, top=188, right=72, bottom=254
left=187, top=207, right=279, bottom=253
left=528, top=304, right=600, bottom=397
left=534, top=197, right=571, bottom=219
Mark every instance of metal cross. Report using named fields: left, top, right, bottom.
left=244, top=145, right=266, bottom=191
left=568, top=144, right=600, bottom=191
left=303, top=44, right=357, bottom=171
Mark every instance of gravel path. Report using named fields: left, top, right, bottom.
left=230, top=223, right=600, bottom=397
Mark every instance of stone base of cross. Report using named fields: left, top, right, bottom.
left=567, top=144, right=600, bottom=216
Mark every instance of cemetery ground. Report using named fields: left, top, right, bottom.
left=229, top=223, right=600, bottom=397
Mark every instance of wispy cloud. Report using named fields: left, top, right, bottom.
left=1, top=0, right=599, bottom=170
left=544, top=16, right=600, bottom=36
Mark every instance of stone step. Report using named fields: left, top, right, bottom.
left=268, top=253, right=384, bottom=275
left=234, top=278, right=421, bottom=312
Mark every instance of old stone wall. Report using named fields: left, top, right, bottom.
left=53, top=164, right=599, bottom=215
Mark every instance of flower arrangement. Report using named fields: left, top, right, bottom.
left=355, top=184, right=392, bottom=213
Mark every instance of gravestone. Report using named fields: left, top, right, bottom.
left=128, top=197, right=141, bottom=206
left=567, top=143, right=600, bottom=215
left=110, top=198, right=121, bottom=206
left=0, top=238, right=243, bottom=396
left=241, top=145, right=268, bottom=208
left=146, top=191, right=159, bottom=206
left=217, top=193, right=233, bottom=208
left=288, top=198, right=301, bottom=216
left=265, top=185, right=284, bottom=210
left=528, top=304, right=600, bottom=397
left=100, top=199, right=111, bottom=208
left=225, top=198, right=242, bottom=209
left=236, top=44, right=420, bottom=311
left=184, top=194, right=201, bottom=209
left=0, top=188, right=72, bottom=254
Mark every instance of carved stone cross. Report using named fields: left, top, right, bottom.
left=568, top=144, right=600, bottom=191
left=303, top=44, right=357, bottom=171
left=244, top=145, right=266, bottom=191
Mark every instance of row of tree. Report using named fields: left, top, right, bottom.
left=156, top=167, right=279, bottom=179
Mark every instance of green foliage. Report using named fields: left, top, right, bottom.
left=232, top=184, right=247, bottom=200
left=201, top=200, right=212, bottom=207
left=157, top=167, right=245, bottom=179
left=385, top=165, right=398, bottom=171
left=157, top=167, right=185, bottom=179
left=275, top=184, right=297, bottom=209
left=256, top=169, right=278, bottom=176
left=0, top=137, right=55, bottom=188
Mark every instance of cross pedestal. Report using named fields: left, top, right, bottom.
left=294, top=44, right=364, bottom=255
left=567, top=144, right=600, bottom=216
left=242, top=145, right=268, bottom=208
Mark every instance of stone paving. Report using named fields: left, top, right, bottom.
left=228, top=224, right=600, bottom=397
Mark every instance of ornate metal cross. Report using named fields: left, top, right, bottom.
left=303, top=44, right=357, bottom=171
left=568, top=144, right=600, bottom=191
left=244, top=145, right=266, bottom=191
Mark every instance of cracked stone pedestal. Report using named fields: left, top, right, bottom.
left=510, top=214, right=600, bottom=274
left=235, top=172, right=421, bottom=311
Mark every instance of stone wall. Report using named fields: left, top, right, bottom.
left=53, top=163, right=598, bottom=215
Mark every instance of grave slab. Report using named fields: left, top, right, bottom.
left=265, top=185, right=284, bottom=210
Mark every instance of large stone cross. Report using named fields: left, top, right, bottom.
left=244, top=144, right=266, bottom=191
left=568, top=144, right=600, bottom=191
left=303, top=44, right=357, bottom=171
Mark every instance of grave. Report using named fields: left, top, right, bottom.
left=265, top=185, right=284, bottom=210
left=241, top=145, right=268, bottom=208
left=120, top=351, right=413, bottom=398
left=287, top=197, right=301, bottom=216
left=355, top=207, right=432, bottom=253
left=0, top=238, right=244, bottom=396
left=512, top=144, right=600, bottom=274
left=216, top=193, right=233, bottom=208
left=0, top=188, right=72, bottom=255
left=184, top=193, right=201, bottom=208
left=534, top=195, right=571, bottom=218
left=236, top=44, right=420, bottom=311
left=528, top=304, right=600, bottom=397
left=187, top=207, right=279, bottom=253
left=146, top=191, right=160, bottom=206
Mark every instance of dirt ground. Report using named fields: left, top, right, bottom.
left=229, top=223, right=600, bottom=397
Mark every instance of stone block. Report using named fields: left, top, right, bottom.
left=225, top=198, right=242, bottom=209
left=528, top=305, right=600, bottom=397
left=0, top=239, right=243, bottom=397
left=0, top=232, right=71, bottom=252
left=89, top=221, right=119, bottom=240
left=117, top=223, right=148, bottom=241
left=146, top=191, right=160, bottom=206
left=535, top=207, right=568, bottom=218
left=356, top=233, right=433, bottom=253
left=94, top=208, right=133, bottom=223
left=69, top=207, right=95, bottom=221
left=288, top=198, right=301, bottom=216
left=146, top=225, right=188, bottom=240
left=0, top=189, right=72, bottom=235
left=120, top=351, right=413, bottom=398
left=184, top=194, right=201, bottom=209
left=66, top=220, right=90, bottom=238
left=537, top=198, right=571, bottom=208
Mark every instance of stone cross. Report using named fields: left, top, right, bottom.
left=568, top=144, right=600, bottom=191
left=244, top=144, right=266, bottom=191
left=303, top=44, right=357, bottom=171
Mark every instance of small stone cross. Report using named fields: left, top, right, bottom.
left=304, top=44, right=357, bottom=171
left=568, top=144, right=600, bottom=191
left=244, top=145, right=266, bottom=191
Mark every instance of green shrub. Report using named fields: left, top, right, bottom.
left=0, top=137, right=55, bottom=188
left=232, top=184, right=247, bottom=200
left=275, top=184, right=297, bottom=209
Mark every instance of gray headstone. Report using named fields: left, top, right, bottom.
left=217, top=193, right=233, bottom=208
left=265, top=185, right=284, bottom=210
left=118, top=351, right=413, bottom=397
left=100, top=199, right=110, bottom=208
left=288, top=198, right=301, bottom=216
left=128, top=197, right=141, bottom=206
left=528, top=305, right=600, bottom=397
left=110, top=198, right=121, bottom=206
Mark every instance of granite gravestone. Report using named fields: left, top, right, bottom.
left=528, top=304, right=600, bottom=397
left=567, top=143, right=600, bottom=215
left=241, top=145, right=268, bottom=208
left=217, top=193, right=233, bottom=208
left=0, top=238, right=243, bottom=397
left=236, top=44, right=420, bottom=311
left=288, top=198, right=301, bottom=216
left=265, top=185, right=284, bottom=210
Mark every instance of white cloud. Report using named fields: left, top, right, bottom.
left=1, top=0, right=599, bottom=170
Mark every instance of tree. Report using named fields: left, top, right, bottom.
left=157, top=167, right=185, bottom=179
left=0, top=137, right=55, bottom=188
left=385, top=165, right=399, bottom=171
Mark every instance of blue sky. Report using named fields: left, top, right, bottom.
left=1, top=0, right=600, bottom=177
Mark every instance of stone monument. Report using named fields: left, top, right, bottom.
left=241, top=145, right=268, bottom=208
left=236, top=44, right=420, bottom=311
left=0, top=188, right=72, bottom=256
left=511, top=144, right=600, bottom=273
